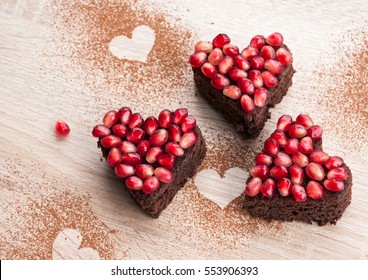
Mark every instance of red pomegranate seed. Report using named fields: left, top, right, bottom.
left=223, top=86, right=242, bottom=100
left=112, top=124, right=127, bottom=138
left=212, top=33, right=231, bottom=48
left=284, top=138, right=299, bottom=154
left=264, top=59, right=284, bottom=74
left=263, top=138, right=279, bottom=157
left=327, top=167, right=347, bottom=180
left=100, top=135, right=121, bottom=148
left=142, top=176, right=160, bottom=194
left=261, top=178, right=276, bottom=198
left=270, top=165, right=288, bottom=180
left=229, top=68, right=248, bottom=81
left=128, top=113, right=143, bottom=129
left=249, top=56, right=265, bottom=70
left=278, top=178, right=292, bottom=196
left=114, top=164, right=135, bottom=178
left=194, top=41, right=213, bottom=53
left=158, top=109, right=172, bottom=128
left=255, top=152, right=273, bottom=166
left=240, top=94, right=255, bottom=113
left=181, top=115, right=196, bottom=133
left=121, top=152, right=142, bottom=167
left=149, top=129, right=169, bottom=147
left=189, top=51, right=207, bottom=68
left=249, top=70, right=263, bottom=88
left=146, top=147, right=163, bottom=164
left=276, top=47, right=293, bottom=65
left=218, top=56, right=234, bottom=74
left=118, top=107, right=132, bottom=125
left=250, top=35, right=266, bottom=49
left=266, top=32, right=284, bottom=46
left=208, top=48, right=224, bottom=65
left=238, top=78, right=255, bottom=94
left=261, top=71, right=278, bottom=88
left=211, top=73, right=230, bottom=90
left=102, top=110, right=118, bottom=128
left=119, top=141, right=137, bottom=153
left=92, top=124, right=110, bottom=138
left=310, top=150, right=330, bottom=164
left=201, top=62, right=217, bottom=78
left=288, top=124, right=307, bottom=138
left=223, top=43, right=239, bottom=57
left=143, top=116, right=159, bottom=135
left=241, top=46, right=259, bottom=60
left=260, top=45, right=276, bottom=60
left=289, top=164, right=304, bottom=185
left=292, top=184, right=307, bottom=202
left=173, top=108, right=188, bottom=124
left=254, top=87, right=268, bottom=107
left=250, top=165, right=270, bottom=180
left=233, top=55, right=250, bottom=71
left=274, top=151, right=292, bottom=167
left=298, top=136, right=313, bottom=154
left=179, top=131, right=198, bottom=149
left=295, top=114, right=314, bottom=129
left=135, top=164, right=154, bottom=179
left=168, top=124, right=182, bottom=142
left=306, top=162, right=325, bottom=181
left=324, top=179, right=344, bottom=192
left=136, top=140, right=150, bottom=156
left=276, top=115, right=292, bottom=132
left=245, top=177, right=262, bottom=197
left=106, top=148, right=123, bottom=167
left=270, top=131, right=288, bottom=147
left=325, top=156, right=344, bottom=170
left=55, top=120, right=70, bottom=138
left=158, top=154, right=176, bottom=169
left=125, top=176, right=143, bottom=190
left=154, top=167, right=174, bottom=183
left=306, top=181, right=324, bottom=200
left=292, top=151, right=309, bottom=167
left=307, top=125, right=323, bottom=140
left=165, top=142, right=184, bottom=157
left=126, top=127, right=145, bottom=143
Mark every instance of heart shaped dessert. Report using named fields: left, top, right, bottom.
left=92, top=107, right=206, bottom=218
left=189, top=32, right=295, bottom=137
left=243, top=114, right=352, bottom=225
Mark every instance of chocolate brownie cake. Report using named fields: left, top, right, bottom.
left=243, top=114, right=352, bottom=226
left=189, top=33, right=295, bottom=137
left=92, top=107, right=206, bottom=218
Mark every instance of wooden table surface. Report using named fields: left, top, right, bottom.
left=1, top=0, right=367, bottom=259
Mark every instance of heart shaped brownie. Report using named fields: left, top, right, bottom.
left=243, top=114, right=352, bottom=226
left=92, top=107, right=206, bottom=218
left=189, top=32, right=295, bottom=137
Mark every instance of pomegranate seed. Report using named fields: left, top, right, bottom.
left=289, top=164, right=304, bottom=185
left=212, top=33, right=230, bottom=48
left=292, top=151, right=309, bottom=167
left=261, top=71, right=278, bottom=88
left=168, top=124, right=182, bottom=142
left=112, top=124, right=128, bottom=138
left=254, top=87, right=268, bottom=107
left=180, top=131, right=198, bottom=149
left=229, top=68, right=248, bottom=81
left=158, top=154, right=176, bottom=169
left=292, top=184, right=307, bottom=202
left=263, top=138, right=279, bottom=157
left=327, top=167, right=347, bottom=180
left=211, top=73, right=230, bottom=90
left=218, top=56, right=234, bottom=74
left=118, top=107, right=132, bottom=125
left=260, top=45, right=276, bottom=60
left=165, top=142, right=184, bottom=157
left=295, top=114, right=314, bottom=129
left=158, top=109, right=172, bottom=128
left=181, top=115, right=196, bottom=133
left=255, top=153, right=273, bottom=166
left=306, top=181, right=324, bottom=200
left=223, top=43, right=239, bottom=57
left=102, top=110, right=118, bottom=128
left=189, top=51, right=207, bottom=68
left=310, top=150, right=330, bottom=164
left=100, top=135, right=121, bottom=148
left=298, top=136, right=313, bottom=154
left=194, top=41, right=213, bottom=53
left=266, top=32, right=284, bottom=46
left=284, top=138, right=299, bottom=154
left=288, top=124, right=307, bottom=138
left=325, top=156, right=344, bottom=170
left=126, top=128, right=145, bottom=143
left=233, top=55, right=250, bottom=70
left=270, top=131, right=288, bottom=147
left=324, top=179, right=344, bottom=192
left=173, top=108, right=188, bottom=124
left=249, top=70, right=263, bottom=88
left=264, top=59, right=284, bottom=74
left=121, top=152, right=142, bottom=167
left=276, top=115, right=292, bottom=132
left=145, top=147, right=163, bottom=164
left=119, top=141, right=137, bottom=153
left=92, top=125, right=110, bottom=138
left=276, top=47, right=293, bottom=65
left=250, top=35, right=266, bottom=49
left=261, top=178, right=276, bottom=198
left=250, top=165, right=270, bottom=180
left=241, top=46, right=259, bottom=60
left=135, top=164, right=154, bottom=179
left=238, top=78, right=255, bottom=94
left=278, top=178, right=292, bottom=196
left=114, top=164, right=135, bottom=178
left=154, top=167, right=174, bottom=183
left=208, top=48, right=224, bottom=65
left=306, top=162, right=325, bottom=181
left=128, top=113, right=143, bottom=129
left=307, top=125, right=323, bottom=140
left=136, top=140, right=150, bottom=156
left=55, top=120, right=70, bottom=138
left=245, top=177, right=262, bottom=197
left=201, top=62, right=217, bottom=78
left=125, top=176, right=143, bottom=191
left=249, top=56, right=265, bottom=70
left=142, top=176, right=160, bottom=194
left=270, top=165, right=288, bottom=180
left=274, top=151, right=292, bottom=167
left=143, top=116, right=159, bottom=135
left=240, top=94, right=255, bottom=113
left=223, top=86, right=242, bottom=100
left=149, top=129, right=169, bottom=147
left=106, top=148, right=123, bottom=167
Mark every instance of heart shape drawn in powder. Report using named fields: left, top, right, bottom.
left=52, top=228, right=100, bottom=260
left=195, top=167, right=248, bottom=209
left=109, top=25, right=155, bottom=63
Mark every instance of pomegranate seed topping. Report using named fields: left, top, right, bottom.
left=325, top=156, right=344, bottom=170
left=263, top=138, right=280, bottom=157
left=102, top=110, right=118, bottom=128
left=180, top=131, right=198, bottom=149
left=250, top=35, right=266, bottom=49
left=327, top=167, right=347, bottom=180
left=261, top=71, right=278, bottom=88
left=292, top=151, right=309, bottom=167
left=154, top=167, right=174, bottom=183
left=158, top=109, right=172, bottom=128
left=194, top=41, right=213, bottom=53
left=212, top=33, right=230, bottom=48
left=114, top=164, right=135, bottom=178
left=238, top=78, right=255, bottom=94
left=181, top=115, right=196, bottom=133
left=270, top=165, right=288, bottom=180
left=165, top=142, right=184, bottom=157
left=284, top=138, right=299, bottom=154
left=119, top=140, right=137, bottom=153
left=92, top=125, right=110, bottom=138
left=241, top=46, right=259, bottom=60
left=264, top=59, right=284, bottom=74
left=295, top=114, right=314, bottom=129
left=126, top=127, right=145, bottom=143
left=261, top=178, right=276, bottom=198
left=136, top=140, right=150, bottom=156
left=173, top=108, right=188, bottom=124
left=297, top=136, right=313, bottom=154
left=324, top=179, right=344, bottom=192
left=310, top=150, right=330, bottom=164
left=168, top=124, right=182, bottom=142
left=143, top=116, right=159, bottom=135
left=306, top=162, right=325, bottom=181
left=128, top=113, right=143, bottom=129
left=233, top=55, right=250, bottom=71
left=142, top=176, right=160, bottom=194
left=149, top=129, right=169, bottom=147
left=223, top=43, right=239, bottom=57
left=266, top=32, right=284, bottom=46
left=306, top=181, right=324, bottom=200
left=289, top=164, right=304, bottom=185
left=125, top=176, right=143, bottom=191
left=278, top=178, right=292, bottom=196
left=201, top=62, right=217, bottom=78
left=276, top=115, right=292, bottom=132
left=249, top=70, right=264, bottom=88
left=245, top=177, right=262, bottom=197
left=135, top=164, right=154, bottom=179
left=307, top=125, right=323, bottom=140
left=118, top=107, right=132, bottom=125
left=249, top=56, right=265, bottom=70
left=274, top=151, right=292, bottom=167
left=276, top=47, right=293, bottom=65
left=112, top=124, right=128, bottom=138
left=121, top=152, right=142, bottom=167
left=254, top=88, right=268, bottom=107
left=100, top=135, right=121, bottom=148
left=250, top=165, right=270, bottom=180
left=260, top=45, right=276, bottom=60
left=270, top=131, right=288, bottom=147
left=107, top=148, right=123, bottom=167
left=189, top=51, right=207, bottom=68
left=208, top=48, right=224, bottom=65
left=240, top=94, right=255, bottom=113
left=255, top=152, right=273, bottom=166
left=292, top=184, right=307, bottom=202
left=223, top=86, right=242, bottom=100
left=229, top=68, right=248, bottom=81
left=55, top=120, right=70, bottom=138
left=218, top=56, right=234, bottom=74
left=146, top=147, right=163, bottom=164
left=158, top=154, right=176, bottom=169
left=211, top=73, right=230, bottom=90
left=288, top=124, right=307, bottom=138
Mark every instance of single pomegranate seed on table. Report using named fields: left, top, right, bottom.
left=100, top=135, right=121, bottom=148
left=261, top=71, right=278, bottom=88
left=278, top=178, right=292, bottom=196
left=254, top=87, right=268, bottom=107
left=211, top=73, right=230, bottom=90
left=295, top=114, right=314, bottom=129
left=298, top=136, right=313, bottom=154
left=114, top=164, right=135, bottom=178
left=266, top=32, right=284, bottom=46
left=102, top=110, right=118, bottom=128
left=250, top=35, right=266, bottom=49
left=112, top=124, right=128, bottom=138
left=223, top=86, right=242, bottom=100
left=289, top=164, right=304, bottom=185
left=126, top=127, right=145, bottom=143
left=261, top=178, right=276, bottom=198
left=158, top=154, right=176, bottom=169
left=158, top=109, right=172, bottom=128
left=270, top=165, right=288, bottom=180
left=274, top=151, right=292, bottom=167
left=270, top=131, right=288, bottom=147
left=306, top=162, right=325, bottom=181
left=260, top=45, right=276, bottom=60
left=173, top=108, right=188, bottom=124
left=240, top=94, right=255, bottom=113
left=201, top=62, right=217, bottom=78
left=310, top=150, right=330, bottom=164
left=189, top=51, right=207, bottom=68
left=128, top=113, right=143, bottom=129
left=324, top=179, right=345, bottom=192
left=264, top=59, right=284, bottom=74
left=327, top=167, right=347, bottom=180
left=249, top=56, right=265, bottom=70
left=292, top=151, right=309, bottom=167
left=136, top=140, right=150, bottom=156
left=276, top=115, right=292, bottom=132
left=55, top=120, right=70, bottom=138
left=284, top=138, right=299, bottom=154
left=292, top=184, right=307, bottom=202
left=149, top=129, right=169, bottom=147
left=92, top=124, right=110, bottom=138
left=154, top=167, right=174, bottom=183
left=212, top=33, right=231, bottom=48
left=249, top=70, right=264, bottom=88
left=263, top=138, right=280, bottom=157
left=255, top=152, right=273, bottom=166
left=179, top=131, right=198, bottom=149
left=135, top=164, right=154, bottom=179
left=143, top=116, right=159, bottom=135
left=208, top=48, right=224, bottom=65
left=181, top=115, right=196, bottom=133
left=142, top=176, right=160, bottom=194
left=276, top=47, right=293, bottom=65
left=121, top=152, right=142, bottom=167
left=233, top=55, right=250, bottom=71
left=250, top=165, right=270, bottom=180
left=245, top=177, right=262, bottom=197
left=125, top=176, right=143, bottom=190
left=306, top=181, right=324, bottom=200
left=241, top=46, right=259, bottom=60
left=168, top=124, right=182, bottom=142
left=325, top=156, right=344, bottom=170
left=238, top=78, right=255, bottom=94
left=107, top=148, right=123, bottom=167
left=229, top=68, right=248, bottom=81
left=118, top=107, right=132, bottom=125
left=288, top=124, right=307, bottom=138
left=119, top=140, right=137, bottom=153
left=146, top=147, right=164, bottom=163
left=165, top=142, right=184, bottom=157
left=223, top=43, right=239, bottom=57
left=218, top=56, right=234, bottom=74
left=307, top=125, right=323, bottom=140
left=194, top=41, right=213, bottom=53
